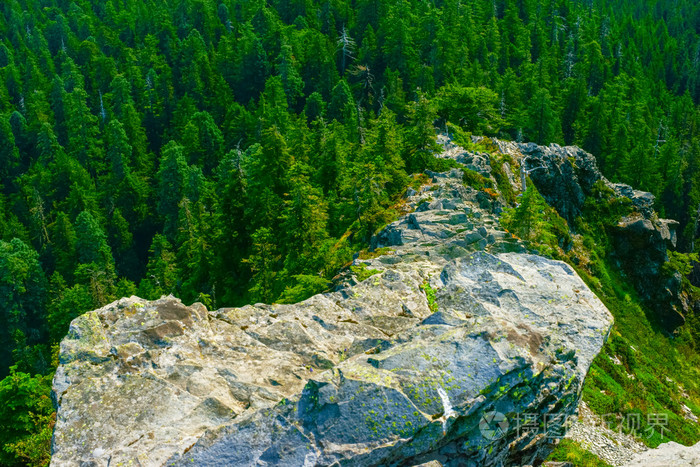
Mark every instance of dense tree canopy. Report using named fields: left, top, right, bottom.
left=1, top=0, right=700, bottom=463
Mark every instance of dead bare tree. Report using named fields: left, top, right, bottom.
left=337, top=25, right=356, bottom=76
left=519, top=156, right=547, bottom=192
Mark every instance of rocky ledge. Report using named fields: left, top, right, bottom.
left=51, top=142, right=615, bottom=466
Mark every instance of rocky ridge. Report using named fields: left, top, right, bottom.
left=50, top=137, right=622, bottom=466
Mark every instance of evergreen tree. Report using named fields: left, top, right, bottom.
left=65, top=86, right=102, bottom=176
left=236, top=26, right=269, bottom=102
left=245, top=227, right=280, bottom=303
left=48, top=212, right=77, bottom=282
left=139, top=234, right=179, bottom=299
left=0, top=368, right=53, bottom=466
left=108, top=75, right=149, bottom=173
left=157, top=141, right=188, bottom=238
left=405, top=91, right=439, bottom=172
left=328, top=79, right=357, bottom=125
left=304, top=92, right=326, bottom=122
left=276, top=41, right=304, bottom=109
left=527, top=88, right=562, bottom=145
left=46, top=273, right=93, bottom=343
left=74, top=211, right=115, bottom=306
left=75, top=211, right=113, bottom=269
left=0, top=239, right=47, bottom=378
left=501, top=185, right=560, bottom=245
left=281, top=162, right=329, bottom=273
left=366, top=109, right=407, bottom=195
left=182, top=111, right=224, bottom=175
left=212, top=150, right=249, bottom=300
left=436, top=84, right=502, bottom=135
left=0, top=113, right=20, bottom=187
left=175, top=197, right=213, bottom=303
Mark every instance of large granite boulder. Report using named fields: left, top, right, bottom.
left=51, top=167, right=613, bottom=466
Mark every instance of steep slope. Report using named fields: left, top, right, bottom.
left=50, top=151, right=615, bottom=466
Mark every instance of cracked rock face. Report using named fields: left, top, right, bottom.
left=51, top=149, right=613, bottom=467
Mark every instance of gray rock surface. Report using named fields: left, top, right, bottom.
left=623, top=441, right=700, bottom=466
left=51, top=159, right=614, bottom=466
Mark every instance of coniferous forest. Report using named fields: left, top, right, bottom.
left=1, top=0, right=700, bottom=464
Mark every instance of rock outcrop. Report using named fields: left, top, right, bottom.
left=485, top=137, right=683, bottom=329
left=51, top=162, right=614, bottom=466
left=495, top=140, right=600, bottom=224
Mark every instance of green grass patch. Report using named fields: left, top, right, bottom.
left=350, top=263, right=382, bottom=282
left=446, top=123, right=500, bottom=154
left=358, top=247, right=395, bottom=260
left=425, top=156, right=464, bottom=172
left=408, top=173, right=431, bottom=192
left=277, top=275, right=331, bottom=304
left=462, top=168, right=493, bottom=191
left=416, top=197, right=433, bottom=210
left=577, top=266, right=700, bottom=447
left=421, top=279, right=438, bottom=313
left=490, top=154, right=517, bottom=204
left=546, top=439, right=612, bottom=466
